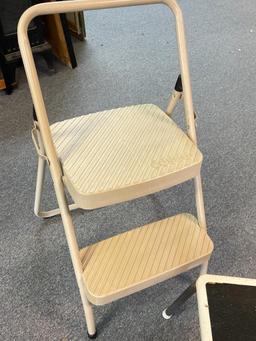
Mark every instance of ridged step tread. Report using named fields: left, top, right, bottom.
left=80, top=213, right=213, bottom=305
left=51, top=104, right=202, bottom=209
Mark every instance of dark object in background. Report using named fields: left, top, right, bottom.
left=0, top=0, right=53, bottom=94
left=0, top=0, right=77, bottom=95
left=206, top=283, right=256, bottom=341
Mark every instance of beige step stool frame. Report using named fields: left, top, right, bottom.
left=18, top=0, right=213, bottom=338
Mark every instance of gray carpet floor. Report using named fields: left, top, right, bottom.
left=1, top=0, right=256, bottom=340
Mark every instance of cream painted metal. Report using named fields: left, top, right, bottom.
left=196, top=275, right=256, bottom=341
left=81, top=214, right=213, bottom=305
left=166, top=89, right=182, bottom=116
left=51, top=104, right=202, bottom=209
left=18, top=0, right=213, bottom=337
left=32, top=122, right=79, bottom=217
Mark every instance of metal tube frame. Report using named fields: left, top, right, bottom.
left=166, top=74, right=183, bottom=116
left=18, top=0, right=208, bottom=336
left=166, top=88, right=183, bottom=116
left=32, top=123, right=79, bottom=218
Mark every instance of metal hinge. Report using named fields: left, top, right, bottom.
left=31, top=124, right=50, bottom=166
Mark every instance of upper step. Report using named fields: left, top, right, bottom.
left=51, top=104, right=202, bottom=209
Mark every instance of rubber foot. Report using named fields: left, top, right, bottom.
left=88, top=330, right=97, bottom=339
left=162, top=309, right=172, bottom=320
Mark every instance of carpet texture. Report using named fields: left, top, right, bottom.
left=1, top=0, right=256, bottom=340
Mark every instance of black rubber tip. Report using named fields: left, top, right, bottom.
left=33, top=106, right=38, bottom=121
left=174, top=74, right=183, bottom=92
left=88, top=330, right=97, bottom=339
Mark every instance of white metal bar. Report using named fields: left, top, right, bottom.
left=194, top=175, right=207, bottom=230
left=36, top=202, right=79, bottom=218
left=34, top=155, right=46, bottom=216
left=33, top=124, right=47, bottom=216
left=166, top=89, right=182, bottom=116
left=200, top=261, right=208, bottom=275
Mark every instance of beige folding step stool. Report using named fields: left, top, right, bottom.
left=18, top=0, right=213, bottom=338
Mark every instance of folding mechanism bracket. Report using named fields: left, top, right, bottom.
left=32, top=122, right=78, bottom=218
left=166, top=75, right=197, bottom=123
left=31, top=123, right=50, bottom=166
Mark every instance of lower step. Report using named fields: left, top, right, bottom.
left=80, top=213, right=213, bottom=305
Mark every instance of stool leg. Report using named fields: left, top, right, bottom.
left=162, top=262, right=209, bottom=320
left=31, top=124, right=97, bottom=337
left=200, top=261, right=208, bottom=275
left=194, top=174, right=207, bottom=230
left=34, top=156, right=46, bottom=217
left=54, top=179, right=97, bottom=337
left=162, top=281, right=196, bottom=320
left=80, top=291, right=97, bottom=339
